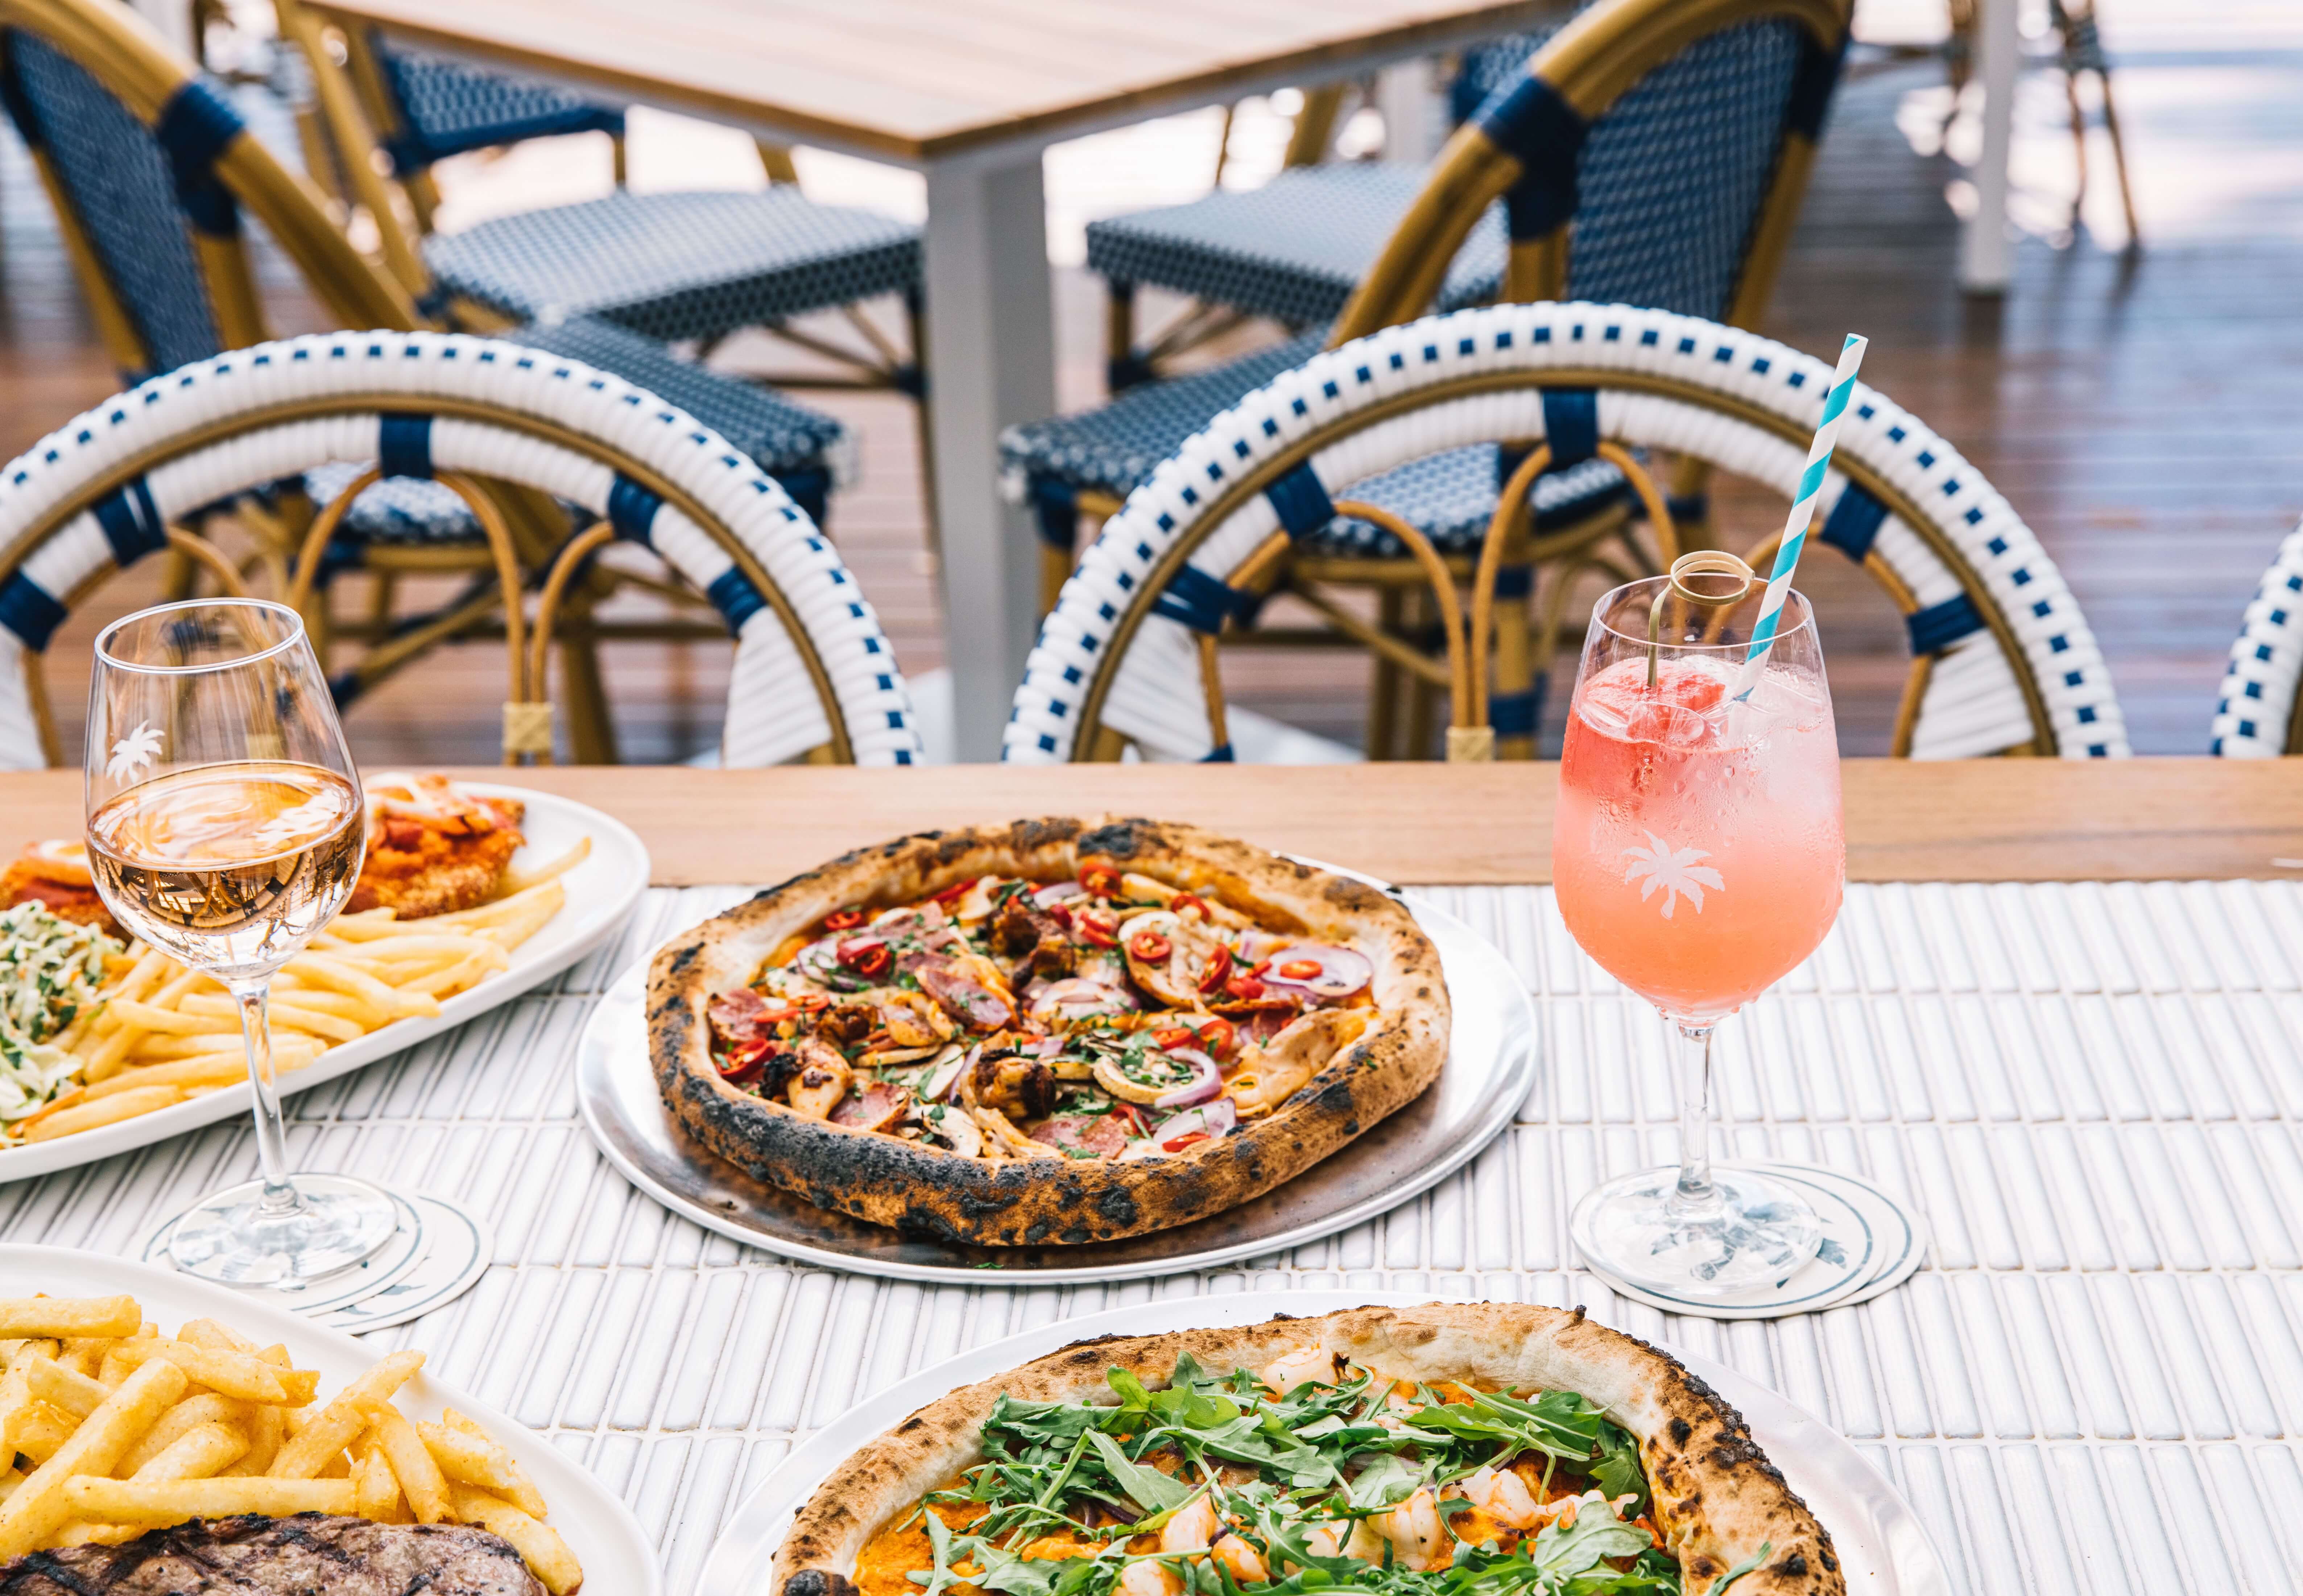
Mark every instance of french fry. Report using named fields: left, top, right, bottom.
left=493, top=835, right=590, bottom=898
left=62, top=1475, right=354, bottom=1525
left=129, top=1421, right=248, bottom=1482
left=417, top=1414, right=547, bottom=1518
left=50, top=1519, right=145, bottom=1547
left=0, top=1298, right=140, bottom=1340
left=177, top=1319, right=257, bottom=1354
left=81, top=1058, right=248, bottom=1099
left=0, top=1359, right=187, bottom=1559
left=118, top=1393, right=253, bottom=1476
left=25, top=1357, right=106, bottom=1419
left=353, top=1438, right=404, bottom=1523
left=55, top=1340, right=108, bottom=1379
left=103, top=1340, right=291, bottom=1405
left=100, top=999, right=235, bottom=1037
left=226, top=1402, right=283, bottom=1477
left=282, top=954, right=438, bottom=1020
left=363, top=1403, right=449, bottom=1525
left=21, top=1089, right=187, bottom=1142
left=268, top=1350, right=422, bottom=1479
left=0, top=1360, right=33, bottom=1460
left=446, top=1484, right=583, bottom=1596
left=9, top=1403, right=77, bottom=1465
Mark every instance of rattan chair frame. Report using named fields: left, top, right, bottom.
left=1042, top=0, right=1852, bottom=760
left=2212, top=517, right=2303, bottom=758
left=0, top=332, right=923, bottom=769
left=1006, top=302, right=2127, bottom=767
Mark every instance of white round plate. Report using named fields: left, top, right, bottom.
left=694, top=1289, right=1952, bottom=1596
left=0, top=1242, right=660, bottom=1594
left=0, top=785, right=649, bottom=1184
left=576, top=894, right=1537, bottom=1282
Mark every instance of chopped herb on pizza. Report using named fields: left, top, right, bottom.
left=773, top=1305, right=1840, bottom=1596
left=647, top=819, right=1448, bottom=1245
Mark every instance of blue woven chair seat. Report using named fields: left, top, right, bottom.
left=1004, top=330, right=1330, bottom=501
left=375, top=44, right=625, bottom=173
left=1085, top=165, right=1506, bottom=329
left=425, top=187, right=922, bottom=345
left=1001, top=329, right=1623, bottom=550
left=1311, top=448, right=1629, bottom=558
left=306, top=317, right=845, bottom=546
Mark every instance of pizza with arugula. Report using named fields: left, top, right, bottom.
left=646, top=818, right=1447, bottom=1246
left=773, top=1304, right=1841, bottom=1596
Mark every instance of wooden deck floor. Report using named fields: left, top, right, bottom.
left=12, top=3, right=2303, bottom=765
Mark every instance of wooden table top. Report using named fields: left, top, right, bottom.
left=4, top=760, right=2296, bottom=885
left=307, top=0, right=1555, bottom=161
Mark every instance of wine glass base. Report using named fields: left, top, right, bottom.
left=1571, top=1165, right=1822, bottom=1296
left=164, top=1173, right=402, bottom=1286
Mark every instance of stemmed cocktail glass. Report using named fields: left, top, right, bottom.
left=84, top=599, right=398, bottom=1285
left=1551, top=571, right=1845, bottom=1294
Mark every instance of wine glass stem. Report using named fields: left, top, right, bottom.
left=1667, top=1021, right=1721, bottom=1220
left=228, top=976, right=303, bottom=1220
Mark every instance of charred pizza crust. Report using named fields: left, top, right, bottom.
left=646, top=816, right=1448, bottom=1246
left=773, top=1303, right=1841, bottom=1596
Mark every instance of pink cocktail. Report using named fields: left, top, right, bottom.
left=1553, top=578, right=1845, bottom=1294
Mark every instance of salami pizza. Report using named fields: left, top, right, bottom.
left=645, top=818, right=1448, bottom=1246
left=774, top=1303, right=1841, bottom=1596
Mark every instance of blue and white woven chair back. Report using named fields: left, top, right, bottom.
left=0, top=332, right=921, bottom=769
left=0, top=28, right=237, bottom=375
left=1006, top=304, right=2125, bottom=764
left=369, top=39, right=624, bottom=175
left=2212, top=518, right=2303, bottom=757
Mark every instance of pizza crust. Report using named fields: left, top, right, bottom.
left=773, top=1304, right=1843, bottom=1596
left=646, top=818, right=1449, bottom=1246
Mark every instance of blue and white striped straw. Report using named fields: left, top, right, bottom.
left=1732, top=333, right=1869, bottom=702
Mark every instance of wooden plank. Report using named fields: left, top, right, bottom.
left=4, top=763, right=2296, bottom=887
left=306, top=0, right=1558, bottom=160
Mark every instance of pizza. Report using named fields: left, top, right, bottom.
left=645, top=818, right=1449, bottom=1246
left=773, top=1303, right=1840, bottom=1596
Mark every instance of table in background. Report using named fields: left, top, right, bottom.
left=299, top=0, right=1559, bottom=759
left=4, top=763, right=2303, bottom=1595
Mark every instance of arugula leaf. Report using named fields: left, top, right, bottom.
left=1525, top=1501, right=1653, bottom=1582
left=1085, top=1430, right=1196, bottom=1513
left=1405, top=1391, right=1609, bottom=1469
left=1586, top=1423, right=1646, bottom=1511
left=1344, top=1455, right=1421, bottom=1513
left=1701, top=1543, right=1772, bottom=1596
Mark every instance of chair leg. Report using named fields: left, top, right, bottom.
left=1105, top=281, right=1145, bottom=393
left=1368, top=586, right=1403, bottom=760
left=2064, top=67, right=2090, bottom=224
left=1402, top=587, right=1437, bottom=760
left=611, top=133, right=629, bottom=187
left=1492, top=586, right=1535, bottom=760
left=557, top=620, right=618, bottom=765
left=2095, top=70, right=2142, bottom=243
left=367, top=570, right=397, bottom=636
left=904, top=291, right=940, bottom=569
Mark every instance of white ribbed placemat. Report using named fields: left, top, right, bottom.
left=8, top=880, right=2303, bottom=1596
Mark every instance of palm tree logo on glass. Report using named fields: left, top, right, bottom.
left=1552, top=570, right=1845, bottom=1296
left=84, top=600, right=400, bottom=1287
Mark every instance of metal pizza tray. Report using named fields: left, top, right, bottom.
left=574, top=889, right=1537, bottom=1283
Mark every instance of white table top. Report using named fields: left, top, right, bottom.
left=9, top=879, right=2303, bottom=1596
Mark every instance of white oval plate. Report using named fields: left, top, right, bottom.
left=0, top=1242, right=660, bottom=1593
left=696, top=1290, right=1952, bottom=1596
left=0, top=785, right=649, bottom=1184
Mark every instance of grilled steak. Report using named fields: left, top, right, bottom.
left=0, top=1513, right=547, bottom=1594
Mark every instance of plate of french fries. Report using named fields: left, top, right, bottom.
left=0, top=1245, right=657, bottom=1591
left=0, top=786, right=648, bottom=1181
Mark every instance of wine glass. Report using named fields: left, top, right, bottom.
left=1551, top=573, right=1845, bottom=1294
left=84, top=599, right=398, bottom=1285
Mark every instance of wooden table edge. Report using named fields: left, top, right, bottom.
left=303, top=0, right=1560, bottom=163
left=4, top=760, right=2295, bottom=886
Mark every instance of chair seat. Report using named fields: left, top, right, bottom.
left=1311, top=448, right=1631, bottom=558
left=376, top=45, right=625, bottom=173
left=308, top=317, right=848, bottom=547
left=426, top=188, right=922, bottom=345
left=1001, top=331, right=1625, bottom=555
left=1084, top=164, right=1506, bottom=329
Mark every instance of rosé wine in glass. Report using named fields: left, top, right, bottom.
left=1554, top=578, right=1846, bottom=1295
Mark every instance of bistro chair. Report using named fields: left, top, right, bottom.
left=2210, top=517, right=2303, bottom=756
left=0, top=330, right=922, bottom=769
left=273, top=0, right=927, bottom=406
left=0, top=0, right=857, bottom=758
left=1006, top=0, right=1853, bottom=757
left=1004, top=302, right=2128, bottom=765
